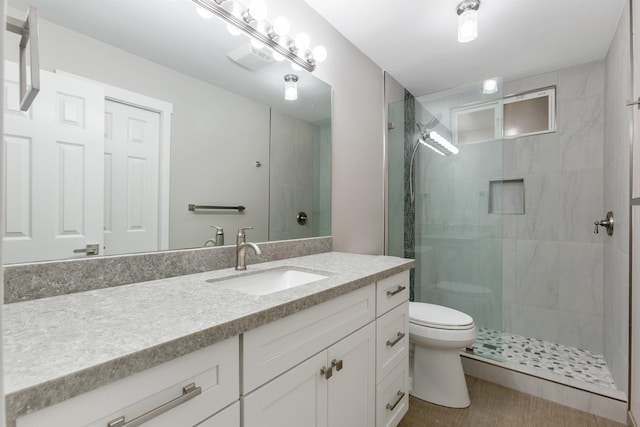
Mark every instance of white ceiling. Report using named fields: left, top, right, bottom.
left=304, top=0, right=627, bottom=96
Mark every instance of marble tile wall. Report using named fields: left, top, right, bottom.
left=602, top=0, right=631, bottom=395
left=269, top=110, right=314, bottom=241
left=501, top=61, right=606, bottom=356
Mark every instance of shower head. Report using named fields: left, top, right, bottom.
left=414, top=113, right=442, bottom=136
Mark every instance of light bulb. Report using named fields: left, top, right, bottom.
left=272, top=16, right=290, bottom=37
left=284, top=74, right=298, bottom=101
left=312, top=45, right=327, bottom=63
left=294, top=33, right=310, bottom=51
left=458, top=8, right=478, bottom=43
left=227, top=24, right=242, bottom=36
left=482, top=79, right=498, bottom=94
left=248, top=0, right=268, bottom=20
left=195, top=4, right=213, bottom=19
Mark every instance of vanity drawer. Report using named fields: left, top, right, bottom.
left=376, top=271, right=410, bottom=316
left=376, top=301, right=409, bottom=383
left=242, top=283, right=375, bottom=393
left=376, top=357, right=409, bottom=427
left=17, top=336, right=239, bottom=427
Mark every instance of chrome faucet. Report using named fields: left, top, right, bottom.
left=236, top=227, right=263, bottom=270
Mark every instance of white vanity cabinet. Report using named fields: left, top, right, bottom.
left=242, top=270, right=411, bottom=427
left=243, top=322, right=376, bottom=427
left=11, top=267, right=413, bottom=427
left=242, top=284, right=376, bottom=427
left=375, top=271, right=410, bottom=427
left=16, top=336, right=240, bottom=427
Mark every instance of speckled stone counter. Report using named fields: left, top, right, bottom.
left=4, top=251, right=414, bottom=423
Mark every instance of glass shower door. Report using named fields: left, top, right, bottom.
left=386, top=83, right=504, bottom=362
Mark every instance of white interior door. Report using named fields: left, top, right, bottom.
left=103, top=100, right=160, bottom=255
left=3, top=63, right=104, bottom=264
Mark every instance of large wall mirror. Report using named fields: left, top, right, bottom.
left=3, top=0, right=332, bottom=264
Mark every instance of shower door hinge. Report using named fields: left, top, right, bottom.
left=388, top=122, right=395, bottom=130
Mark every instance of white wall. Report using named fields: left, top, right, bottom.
left=268, top=0, right=385, bottom=254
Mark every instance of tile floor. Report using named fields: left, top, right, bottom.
left=470, top=328, right=617, bottom=391
left=398, top=376, right=625, bottom=427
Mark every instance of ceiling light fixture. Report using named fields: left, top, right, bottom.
left=192, top=0, right=326, bottom=72
left=284, top=74, right=298, bottom=100
left=456, top=0, right=480, bottom=43
left=482, top=78, right=498, bottom=94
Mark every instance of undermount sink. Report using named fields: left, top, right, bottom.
left=207, top=268, right=329, bottom=296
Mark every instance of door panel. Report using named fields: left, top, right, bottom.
left=327, top=323, right=376, bottom=427
left=3, top=63, right=104, bottom=263
left=103, top=100, right=160, bottom=255
left=243, top=351, right=327, bottom=427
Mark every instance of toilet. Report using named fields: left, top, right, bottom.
left=409, top=301, right=477, bottom=408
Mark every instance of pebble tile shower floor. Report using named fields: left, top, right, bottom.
left=469, top=328, right=618, bottom=391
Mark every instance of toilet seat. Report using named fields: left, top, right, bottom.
left=409, top=302, right=474, bottom=330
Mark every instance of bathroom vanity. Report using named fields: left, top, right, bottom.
left=4, top=252, right=413, bottom=427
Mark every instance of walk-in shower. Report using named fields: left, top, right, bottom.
left=386, top=61, right=626, bottom=402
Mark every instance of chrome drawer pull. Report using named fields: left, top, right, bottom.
left=386, top=390, right=406, bottom=411
left=386, top=332, right=405, bottom=347
left=386, top=285, right=406, bottom=297
left=107, top=383, right=201, bottom=427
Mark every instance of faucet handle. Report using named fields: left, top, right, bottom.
left=237, top=226, right=253, bottom=237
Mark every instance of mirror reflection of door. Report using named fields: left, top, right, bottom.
left=103, top=100, right=160, bottom=256
left=4, top=64, right=104, bottom=264
left=3, top=63, right=169, bottom=263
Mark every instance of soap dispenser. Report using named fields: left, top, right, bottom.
left=210, top=225, right=224, bottom=246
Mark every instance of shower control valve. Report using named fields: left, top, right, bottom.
left=594, top=211, right=614, bottom=236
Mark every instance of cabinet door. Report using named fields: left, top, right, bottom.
left=327, top=322, right=376, bottom=427
left=243, top=351, right=328, bottom=427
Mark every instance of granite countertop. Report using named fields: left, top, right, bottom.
left=4, top=251, right=414, bottom=422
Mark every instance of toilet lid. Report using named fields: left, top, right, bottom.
left=409, top=302, right=474, bottom=329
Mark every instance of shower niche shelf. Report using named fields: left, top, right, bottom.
left=489, top=179, right=525, bottom=215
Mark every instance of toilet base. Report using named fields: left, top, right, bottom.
left=410, top=344, right=470, bottom=408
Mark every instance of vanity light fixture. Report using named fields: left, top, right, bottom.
left=456, top=0, right=480, bottom=43
left=192, top=0, right=327, bottom=72
left=284, top=74, right=298, bottom=100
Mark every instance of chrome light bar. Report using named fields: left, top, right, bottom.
left=192, top=0, right=316, bottom=72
